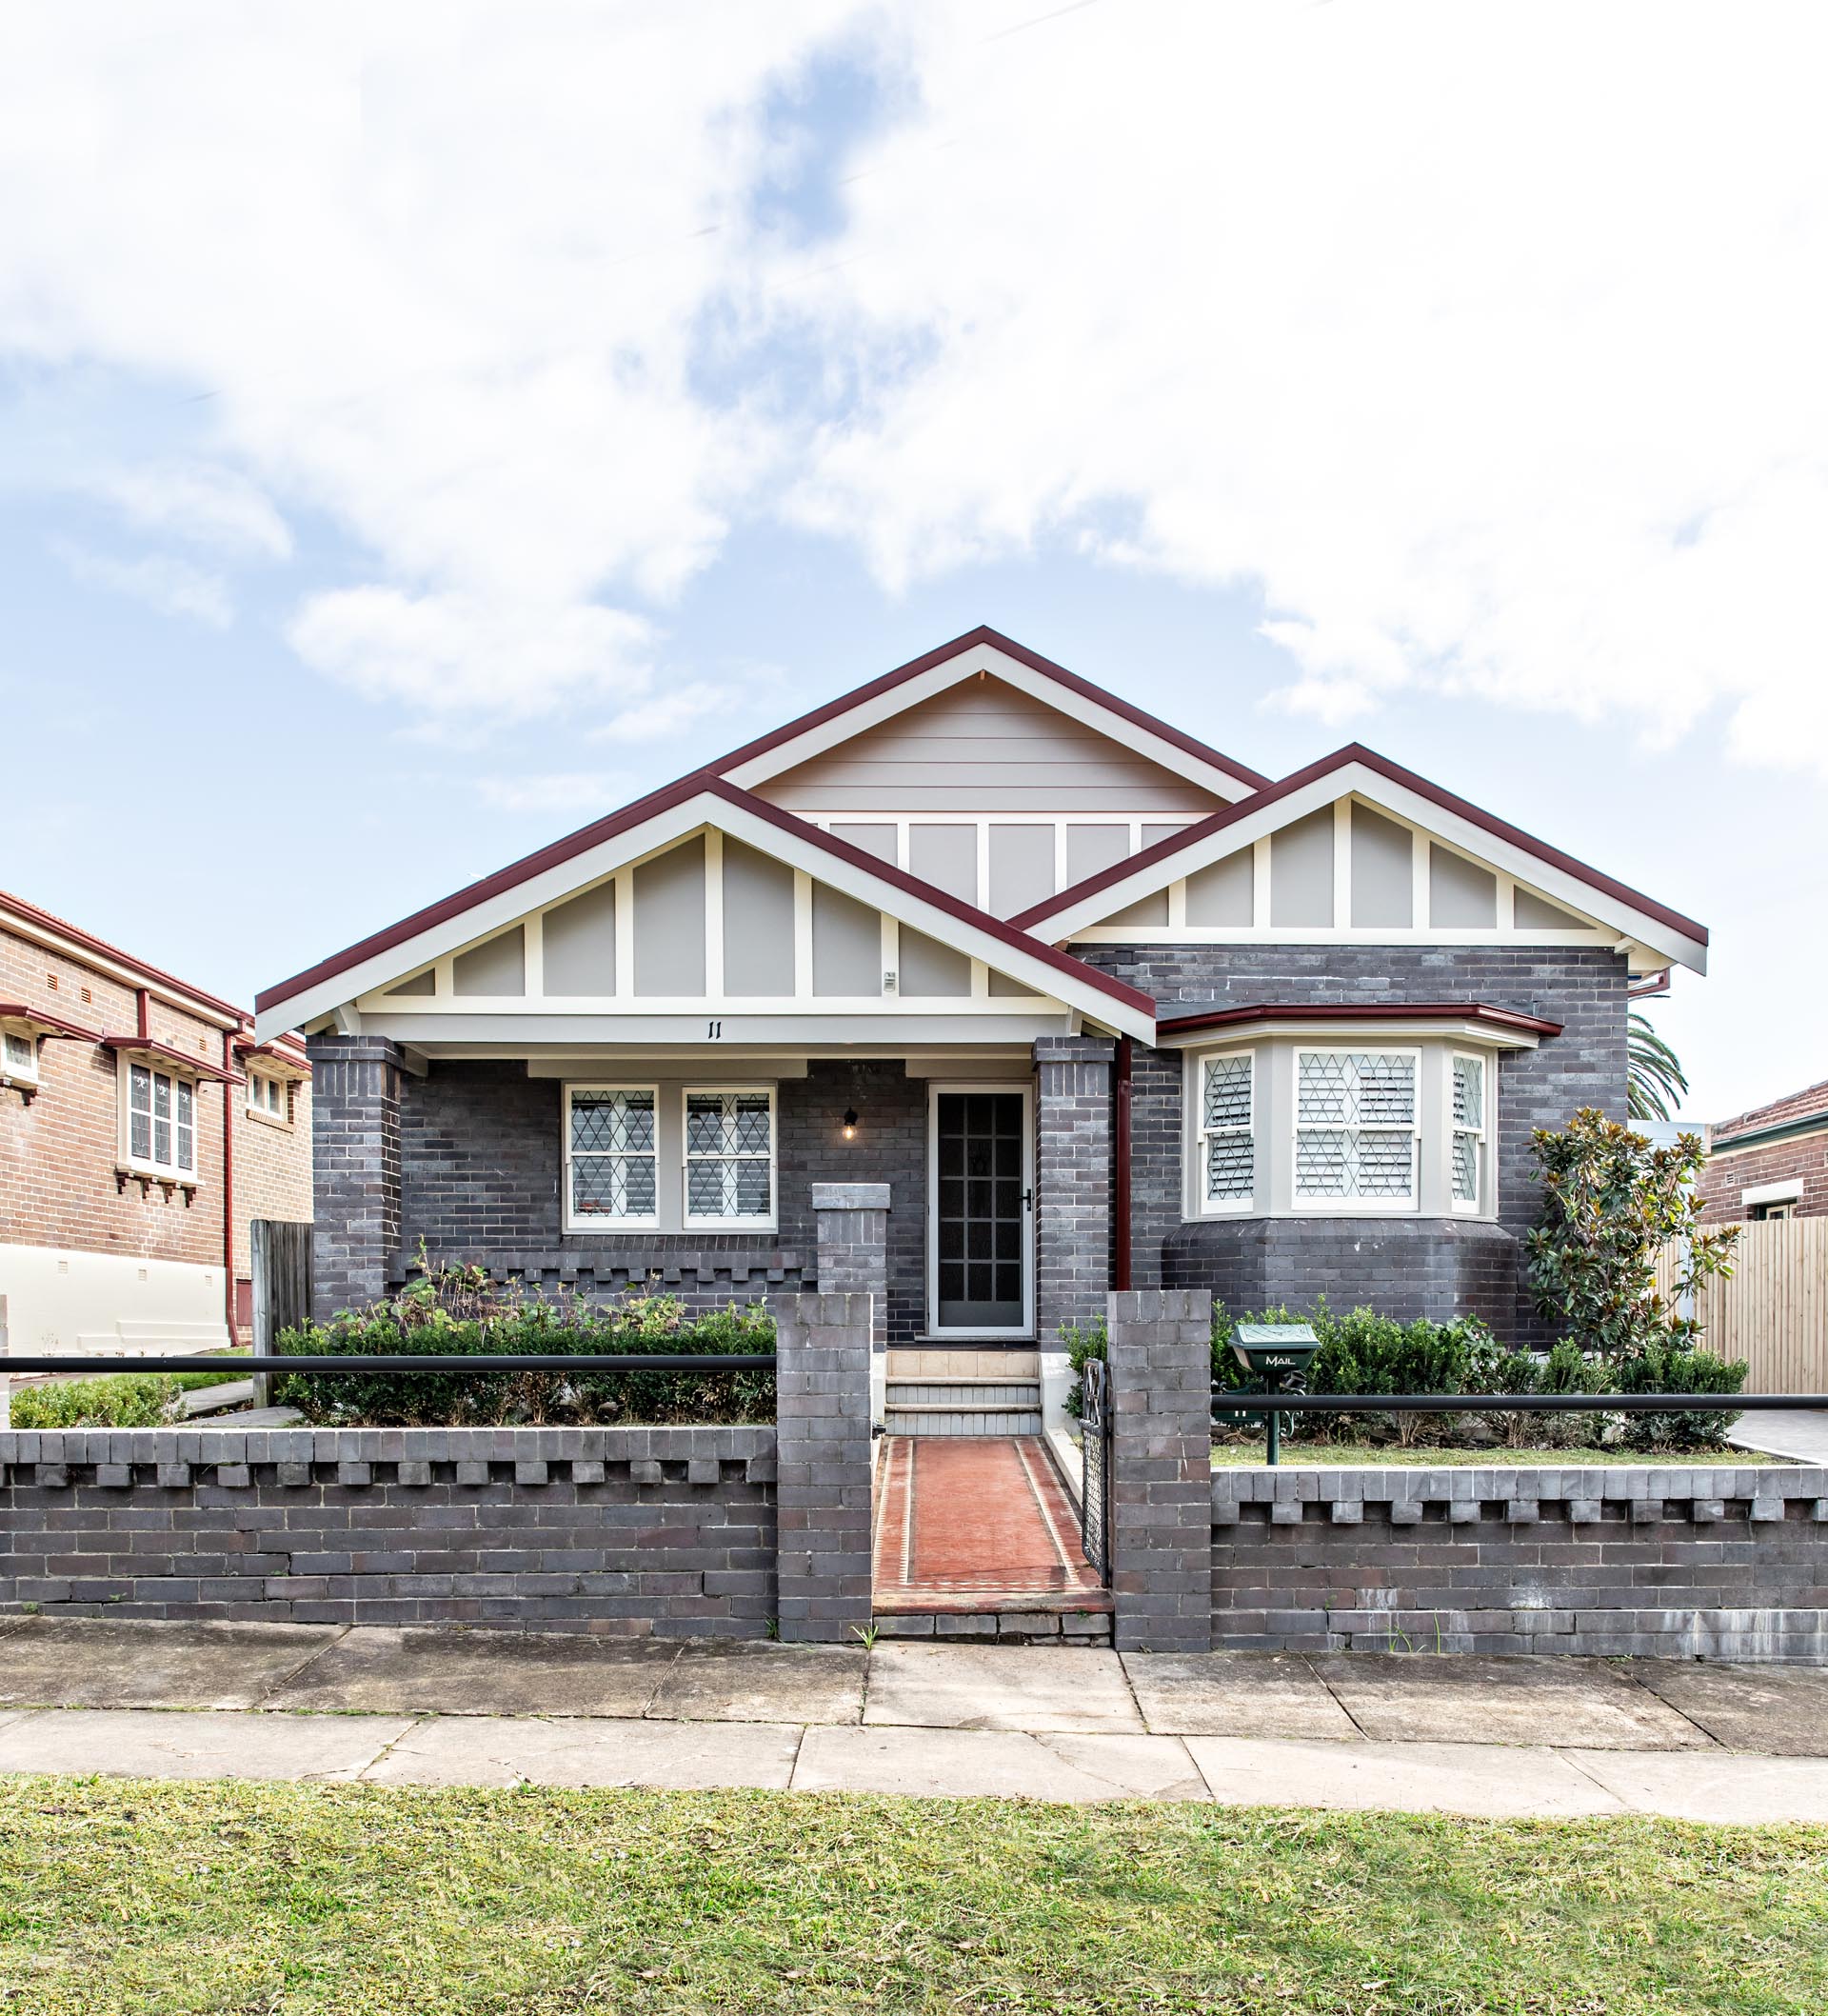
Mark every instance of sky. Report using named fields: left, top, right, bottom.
left=2, top=0, right=1824, bottom=1125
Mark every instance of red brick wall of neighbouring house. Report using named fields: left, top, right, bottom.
left=0, top=913, right=312, bottom=1343
left=1694, top=1131, right=1828, bottom=1225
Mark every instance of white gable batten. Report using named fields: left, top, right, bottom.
left=723, top=643, right=1257, bottom=807
left=1023, top=764, right=1707, bottom=975
left=255, top=789, right=1155, bottom=1044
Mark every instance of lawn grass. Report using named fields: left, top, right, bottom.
left=1, top=1778, right=1825, bottom=2013
left=1210, top=1440, right=1785, bottom=1467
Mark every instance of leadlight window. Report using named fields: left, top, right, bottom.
left=1199, top=1052, right=1254, bottom=1209
left=1451, top=1053, right=1485, bottom=1211
left=128, top=1063, right=196, bottom=1177
left=566, top=1087, right=658, bottom=1226
left=685, top=1089, right=775, bottom=1224
left=1294, top=1048, right=1419, bottom=1205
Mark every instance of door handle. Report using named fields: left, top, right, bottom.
left=1022, top=1188, right=1034, bottom=1211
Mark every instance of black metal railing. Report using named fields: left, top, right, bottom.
left=1210, top=1388, right=1826, bottom=1465
left=0, top=1353, right=776, bottom=1376
left=1081, top=1357, right=1113, bottom=1580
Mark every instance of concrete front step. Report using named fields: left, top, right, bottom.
left=887, top=1382, right=1041, bottom=1407
left=886, top=1347, right=1041, bottom=1380
left=884, top=1410, right=1043, bottom=1437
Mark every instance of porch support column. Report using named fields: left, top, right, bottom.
left=812, top=1183, right=890, bottom=1430
left=1107, top=1287, right=1214, bottom=1653
left=773, top=1290, right=876, bottom=1644
left=1032, top=1033, right=1116, bottom=1348
left=305, top=1033, right=407, bottom=1321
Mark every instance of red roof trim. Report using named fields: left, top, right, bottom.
left=1158, top=1001, right=1564, bottom=1038
left=1, top=888, right=248, bottom=1023
left=99, top=1035, right=239, bottom=1083
left=1010, top=743, right=1710, bottom=947
left=705, top=781, right=1156, bottom=1018
left=0, top=1002, right=104, bottom=1042
left=233, top=1039, right=313, bottom=1078
left=706, top=624, right=1272, bottom=793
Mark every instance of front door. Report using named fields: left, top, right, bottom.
left=927, top=1085, right=1034, bottom=1338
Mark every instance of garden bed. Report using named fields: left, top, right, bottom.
left=1210, top=1439, right=1789, bottom=1467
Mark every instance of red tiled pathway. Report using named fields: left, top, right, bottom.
left=873, top=1435, right=1111, bottom=1614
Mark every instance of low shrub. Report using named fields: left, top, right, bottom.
left=9, top=1374, right=184, bottom=1429
left=273, top=1259, right=774, bottom=1426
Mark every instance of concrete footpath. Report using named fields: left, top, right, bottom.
left=2, top=1615, right=1828, bottom=1822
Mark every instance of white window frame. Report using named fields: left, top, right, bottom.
left=246, top=1070, right=287, bottom=1121
left=1449, top=1050, right=1486, bottom=1215
left=682, top=1086, right=778, bottom=1230
left=563, top=1084, right=661, bottom=1231
left=1, top=1024, right=40, bottom=1089
left=121, top=1062, right=199, bottom=1181
left=1193, top=1048, right=1256, bottom=1215
left=1291, top=1046, right=1421, bottom=1214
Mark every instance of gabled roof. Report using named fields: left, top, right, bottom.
left=255, top=777, right=1157, bottom=1041
left=714, top=625, right=1270, bottom=800
left=1710, top=1079, right=1828, bottom=1148
left=1010, top=743, right=1709, bottom=971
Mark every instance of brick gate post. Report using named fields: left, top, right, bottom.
left=1105, top=1287, right=1213, bottom=1653
left=812, top=1183, right=890, bottom=1430
left=305, top=1034, right=407, bottom=1320
left=773, top=1290, right=875, bottom=1644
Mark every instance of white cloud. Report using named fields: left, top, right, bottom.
left=51, top=539, right=232, bottom=629
left=477, top=771, right=632, bottom=815
left=92, top=461, right=291, bottom=559
left=288, top=589, right=653, bottom=716
left=597, top=683, right=733, bottom=744
left=772, top=0, right=1828, bottom=773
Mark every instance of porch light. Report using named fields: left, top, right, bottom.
left=843, top=1108, right=858, bottom=1140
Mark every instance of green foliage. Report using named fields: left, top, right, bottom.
left=8, top=1374, right=184, bottom=1429
left=1605, top=1334, right=1749, bottom=1450
left=1527, top=1108, right=1739, bottom=1361
left=274, top=1255, right=774, bottom=1427
left=1628, top=1009, right=1690, bottom=1123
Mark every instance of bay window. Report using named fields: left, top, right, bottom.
left=1294, top=1048, right=1420, bottom=1208
left=1450, top=1053, right=1486, bottom=1212
left=1198, top=1052, right=1255, bottom=1210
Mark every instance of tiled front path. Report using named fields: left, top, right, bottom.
left=872, top=1436, right=1109, bottom=1628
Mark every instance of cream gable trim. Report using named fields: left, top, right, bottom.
left=1033, top=766, right=1706, bottom=974
left=720, top=641, right=1257, bottom=806
left=257, top=791, right=1153, bottom=1044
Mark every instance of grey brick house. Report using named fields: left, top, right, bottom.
left=257, top=627, right=1708, bottom=1420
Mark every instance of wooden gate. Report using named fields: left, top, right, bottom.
left=1658, top=1218, right=1828, bottom=1392
left=250, top=1219, right=312, bottom=1403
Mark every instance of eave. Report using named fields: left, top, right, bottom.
left=0, top=1002, right=104, bottom=1043
left=99, top=1035, right=238, bottom=1083
left=1154, top=1001, right=1562, bottom=1052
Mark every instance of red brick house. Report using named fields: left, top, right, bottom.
left=1696, top=1080, right=1828, bottom=1225
left=1, top=888, right=311, bottom=1356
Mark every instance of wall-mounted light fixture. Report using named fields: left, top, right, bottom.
left=842, top=1107, right=859, bottom=1141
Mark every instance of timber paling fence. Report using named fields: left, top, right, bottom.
left=1657, top=1216, right=1828, bottom=1391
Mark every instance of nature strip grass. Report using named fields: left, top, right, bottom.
left=1, top=1779, right=1825, bottom=2013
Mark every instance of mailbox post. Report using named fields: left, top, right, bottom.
left=1225, top=1321, right=1321, bottom=1467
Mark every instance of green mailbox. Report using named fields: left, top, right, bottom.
left=1225, top=1322, right=1320, bottom=1466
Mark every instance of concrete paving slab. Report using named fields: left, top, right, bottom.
left=0, top=1619, right=343, bottom=1710
left=792, top=1724, right=1207, bottom=1802
left=1124, top=1652, right=1361, bottom=1740
left=1309, top=1652, right=1715, bottom=1750
left=0, top=1708, right=412, bottom=1784
left=647, top=1641, right=866, bottom=1725
left=1630, top=1660, right=1828, bottom=1756
left=864, top=1643, right=1144, bottom=1732
left=265, top=1627, right=680, bottom=1717
left=366, top=1714, right=800, bottom=1790
left=1184, top=1735, right=1625, bottom=1819
left=1727, top=1407, right=1828, bottom=1466
left=1568, top=1747, right=1828, bottom=1825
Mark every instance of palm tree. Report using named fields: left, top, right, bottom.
left=1628, top=1011, right=1689, bottom=1123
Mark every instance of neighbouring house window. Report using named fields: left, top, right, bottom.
left=685, top=1088, right=776, bottom=1225
left=1294, top=1048, right=1419, bottom=1206
left=2, top=1028, right=38, bottom=1088
left=247, top=1072, right=286, bottom=1118
left=1750, top=1199, right=1797, bottom=1222
left=127, top=1063, right=197, bottom=1178
left=1198, top=1052, right=1254, bottom=1210
left=566, top=1087, right=658, bottom=1227
left=1450, top=1052, right=1485, bottom=1212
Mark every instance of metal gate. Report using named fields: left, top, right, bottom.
left=1080, top=1356, right=1114, bottom=1583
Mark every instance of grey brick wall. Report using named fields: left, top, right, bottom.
left=1081, top=944, right=1630, bottom=1342
left=812, top=1184, right=890, bottom=1356
left=1107, top=1288, right=1213, bottom=1652
left=1212, top=1465, right=1828, bottom=1660
left=368, top=1057, right=925, bottom=1337
left=1034, top=1034, right=1115, bottom=1344
left=0, top=1424, right=776, bottom=1638
left=774, top=1291, right=874, bottom=1643
left=306, top=1034, right=407, bottom=1319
